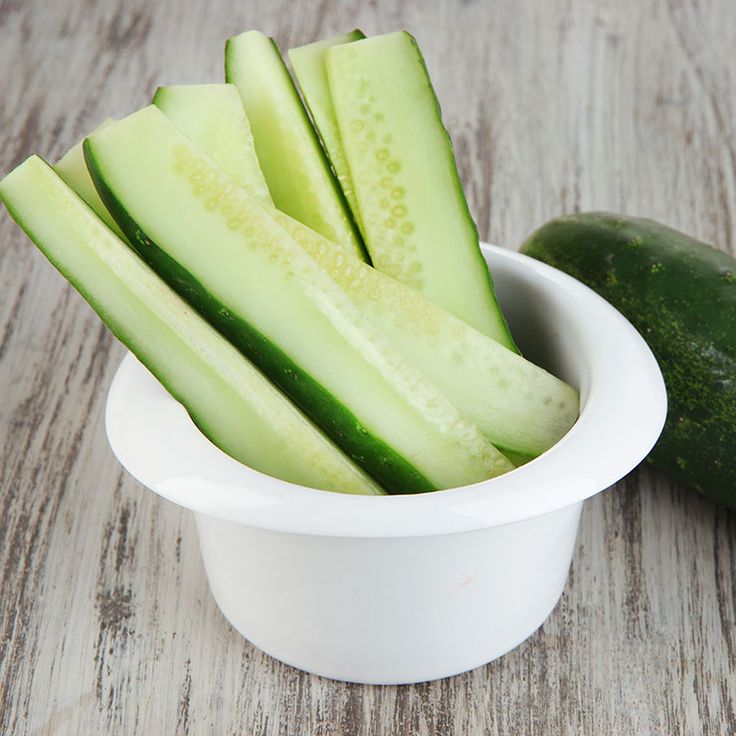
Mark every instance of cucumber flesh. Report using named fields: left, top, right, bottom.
left=289, top=30, right=366, bottom=237
left=0, top=156, right=383, bottom=495
left=275, top=211, right=579, bottom=456
left=54, top=118, right=127, bottom=240
left=84, top=106, right=513, bottom=493
left=148, top=97, right=578, bottom=456
left=225, top=30, right=366, bottom=260
left=326, top=33, right=516, bottom=348
left=153, top=84, right=272, bottom=205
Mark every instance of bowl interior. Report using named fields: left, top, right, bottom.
left=105, top=245, right=667, bottom=538
left=494, top=255, right=587, bottom=393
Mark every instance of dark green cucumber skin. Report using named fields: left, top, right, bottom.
left=521, top=212, right=736, bottom=508
left=83, top=140, right=433, bottom=494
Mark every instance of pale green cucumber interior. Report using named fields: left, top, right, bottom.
left=275, top=211, right=579, bottom=456
left=289, top=30, right=366, bottom=237
left=54, top=118, right=127, bottom=240
left=85, top=106, right=513, bottom=491
left=326, top=32, right=516, bottom=348
left=138, top=94, right=578, bottom=457
left=225, top=30, right=366, bottom=260
left=0, top=156, right=383, bottom=495
left=153, top=84, right=272, bottom=205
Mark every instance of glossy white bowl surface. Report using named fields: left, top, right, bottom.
left=105, top=244, right=666, bottom=683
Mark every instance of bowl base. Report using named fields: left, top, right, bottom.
left=194, top=502, right=582, bottom=685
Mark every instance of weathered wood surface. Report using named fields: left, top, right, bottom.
left=1, top=0, right=734, bottom=733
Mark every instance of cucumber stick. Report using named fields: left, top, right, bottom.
left=84, top=106, right=513, bottom=493
left=0, top=156, right=383, bottom=495
left=289, top=30, right=366, bottom=237
left=326, top=33, right=515, bottom=348
left=156, top=98, right=578, bottom=456
left=275, top=213, right=579, bottom=456
left=225, top=30, right=365, bottom=260
left=152, top=84, right=272, bottom=205
left=54, top=118, right=127, bottom=240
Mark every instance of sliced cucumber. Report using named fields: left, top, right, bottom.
left=326, top=32, right=516, bottom=348
left=289, top=30, right=366, bottom=237
left=225, top=30, right=365, bottom=260
left=54, top=118, right=127, bottom=240
left=152, top=84, right=272, bottom=205
left=84, top=106, right=513, bottom=493
left=275, top=212, right=579, bottom=456
left=147, top=98, right=578, bottom=456
left=0, top=156, right=383, bottom=495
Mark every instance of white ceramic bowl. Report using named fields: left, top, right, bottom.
left=105, top=244, right=667, bottom=684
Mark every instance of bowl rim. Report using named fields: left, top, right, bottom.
left=105, top=244, right=667, bottom=538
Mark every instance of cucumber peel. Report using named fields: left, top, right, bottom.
left=522, top=212, right=736, bottom=507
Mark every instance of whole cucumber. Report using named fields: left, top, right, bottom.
left=521, top=212, right=736, bottom=508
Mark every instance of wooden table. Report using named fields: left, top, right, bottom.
left=1, top=1, right=734, bottom=733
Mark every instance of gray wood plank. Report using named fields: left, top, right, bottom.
left=0, top=0, right=734, bottom=734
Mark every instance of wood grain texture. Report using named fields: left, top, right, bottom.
left=1, top=0, right=734, bottom=733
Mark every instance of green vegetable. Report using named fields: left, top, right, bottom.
left=225, top=30, right=365, bottom=259
left=326, top=32, right=516, bottom=348
left=157, top=85, right=579, bottom=457
left=289, top=30, right=366, bottom=236
left=53, top=118, right=127, bottom=239
left=84, top=105, right=514, bottom=493
left=0, top=156, right=383, bottom=495
left=521, top=212, right=736, bottom=508
left=152, top=83, right=272, bottom=204
left=277, top=212, right=579, bottom=457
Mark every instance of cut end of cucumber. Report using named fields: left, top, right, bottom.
left=53, top=118, right=128, bottom=241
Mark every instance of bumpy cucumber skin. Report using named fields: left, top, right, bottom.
left=82, top=139, right=438, bottom=495
left=521, top=212, right=736, bottom=508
